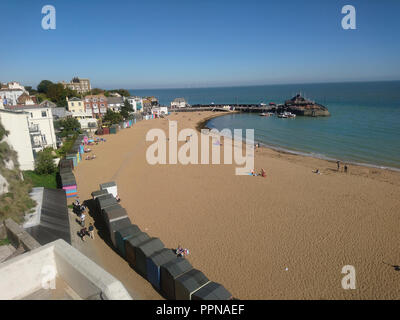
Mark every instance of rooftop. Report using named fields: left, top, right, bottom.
left=0, top=239, right=132, bottom=300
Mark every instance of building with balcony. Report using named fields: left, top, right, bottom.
left=83, top=94, right=108, bottom=118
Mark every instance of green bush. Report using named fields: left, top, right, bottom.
left=35, top=148, right=56, bottom=174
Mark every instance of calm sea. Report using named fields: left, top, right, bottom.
left=132, top=81, right=400, bottom=170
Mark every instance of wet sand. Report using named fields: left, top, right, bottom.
left=74, top=111, right=400, bottom=299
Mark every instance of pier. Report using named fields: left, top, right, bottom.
left=170, top=104, right=278, bottom=113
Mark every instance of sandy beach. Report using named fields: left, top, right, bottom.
left=74, top=111, right=400, bottom=300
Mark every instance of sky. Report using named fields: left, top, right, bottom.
left=0, top=0, right=399, bottom=89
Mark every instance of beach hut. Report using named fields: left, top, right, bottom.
left=134, top=238, right=165, bottom=277
left=146, top=248, right=176, bottom=290
left=125, top=232, right=150, bottom=268
left=91, top=189, right=108, bottom=200
left=108, top=216, right=132, bottom=248
left=103, top=127, right=110, bottom=135
left=160, top=257, right=193, bottom=300
left=191, top=282, right=233, bottom=300
left=174, top=269, right=210, bottom=300
left=95, top=193, right=117, bottom=214
left=99, top=182, right=118, bottom=197
left=102, top=205, right=128, bottom=230
left=115, top=224, right=141, bottom=257
left=59, top=159, right=73, bottom=170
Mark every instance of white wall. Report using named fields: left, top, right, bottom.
left=0, top=240, right=132, bottom=300
left=0, top=110, right=35, bottom=170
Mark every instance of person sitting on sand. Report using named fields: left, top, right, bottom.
left=313, top=169, right=321, bottom=174
left=176, top=245, right=188, bottom=258
left=261, top=168, right=266, bottom=178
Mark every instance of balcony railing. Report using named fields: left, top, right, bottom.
left=28, top=124, right=39, bottom=133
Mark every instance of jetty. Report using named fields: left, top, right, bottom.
left=169, top=94, right=330, bottom=117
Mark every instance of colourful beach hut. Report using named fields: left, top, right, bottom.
left=160, top=258, right=193, bottom=300
left=115, top=224, right=141, bottom=257
left=125, top=232, right=150, bottom=268
left=146, top=248, right=176, bottom=290
left=174, top=269, right=210, bottom=300
left=134, top=237, right=165, bottom=277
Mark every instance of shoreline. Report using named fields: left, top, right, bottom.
left=198, top=112, right=400, bottom=174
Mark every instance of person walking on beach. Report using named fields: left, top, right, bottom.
left=344, top=165, right=348, bottom=173
left=337, top=161, right=340, bottom=171
left=88, top=223, right=95, bottom=239
left=80, top=212, right=86, bottom=227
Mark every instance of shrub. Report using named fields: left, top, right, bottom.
left=35, top=148, right=56, bottom=174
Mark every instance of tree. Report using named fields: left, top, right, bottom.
left=91, top=88, right=105, bottom=95
left=120, top=100, right=133, bottom=119
left=103, top=109, right=123, bottom=125
left=35, top=148, right=56, bottom=174
left=56, top=117, right=81, bottom=137
left=37, top=80, right=54, bottom=94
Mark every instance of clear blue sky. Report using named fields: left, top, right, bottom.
left=1, top=0, right=399, bottom=89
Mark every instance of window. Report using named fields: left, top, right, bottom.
left=93, top=98, right=97, bottom=103
left=30, top=113, right=33, bottom=118
left=71, top=103, right=74, bottom=107
left=78, top=102, right=81, bottom=106
left=100, top=98, right=104, bottom=102
left=86, top=104, right=90, bottom=108
left=101, top=104, right=105, bottom=107
left=41, top=111, right=47, bottom=117
left=93, top=103, right=98, bottom=107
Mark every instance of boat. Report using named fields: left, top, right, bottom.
left=278, top=111, right=296, bottom=118
left=259, top=113, right=267, bottom=116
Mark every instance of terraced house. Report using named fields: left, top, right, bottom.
left=84, top=94, right=108, bottom=118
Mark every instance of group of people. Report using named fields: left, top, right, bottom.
left=314, top=161, right=349, bottom=175
left=74, top=197, right=95, bottom=242
left=250, top=168, right=267, bottom=178
left=337, top=161, right=348, bottom=173
left=85, top=154, right=97, bottom=160
left=79, top=223, right=95, bottom=242
left=176, top=245, right=189, bottom=258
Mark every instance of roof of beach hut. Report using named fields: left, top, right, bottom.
left=191, top=281, right=232, bottom=300
left=175, top=268, right=209, bottom=300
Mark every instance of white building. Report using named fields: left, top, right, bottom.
left=107, top=97, right=124, bottom=112
left=0, top=82, right=28, bottom=106
left=151, top=106, right=169, bottom=117
left=6, top=105, right=57, bottom=150
left=0, top=109, right=35, bottom=170
left=171, top=97, right=187, bottom=108
left=126, top=96, right=143, bottom=113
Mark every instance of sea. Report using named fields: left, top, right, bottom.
left=131, top=81, right=400, bottom=170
